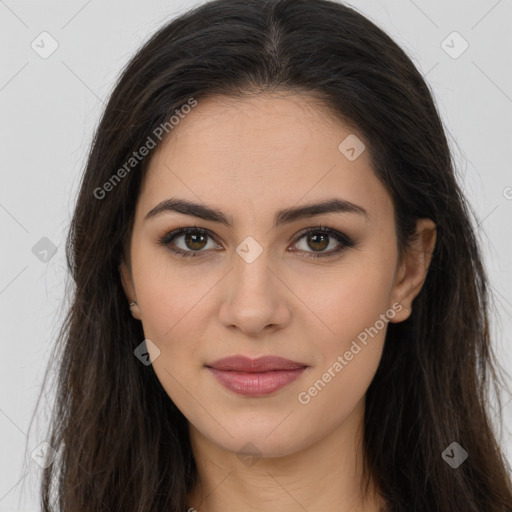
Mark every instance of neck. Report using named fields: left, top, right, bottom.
left=186, top=398, right=386, bottom=512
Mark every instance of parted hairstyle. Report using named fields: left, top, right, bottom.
left=35, top=0, right=512, bottom=510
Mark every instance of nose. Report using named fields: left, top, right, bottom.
left=218, top=244, right=292, bottom=338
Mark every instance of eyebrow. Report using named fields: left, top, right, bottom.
left=145, top=197, right=369, bottom=227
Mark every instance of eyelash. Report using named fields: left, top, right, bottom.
left=158, top=224, right=356, bottom=260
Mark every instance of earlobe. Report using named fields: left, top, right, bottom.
left=389, top=218, right=437, bottom=323
left=119, top=260, right=141, bottom=320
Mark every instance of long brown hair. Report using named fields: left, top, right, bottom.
left=35, top=0, right=512, bottom=510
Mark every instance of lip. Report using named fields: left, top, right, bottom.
left=206, top=356, right=309, bottom=396
left=207, top=355, right=308, bottom=372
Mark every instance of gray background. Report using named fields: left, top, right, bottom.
left=1, top=0, right=511, bottom=509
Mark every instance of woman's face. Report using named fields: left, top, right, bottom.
left=121, top=92, right=434, bottom=458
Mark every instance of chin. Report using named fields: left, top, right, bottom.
left=190, top=411, right=319, bottom=460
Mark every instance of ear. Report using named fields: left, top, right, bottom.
left=119, top=258, right=141, bottom=320
left=389, top=218, right=437, bottom=323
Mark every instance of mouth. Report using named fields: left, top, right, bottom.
left=206, top=355, right=309, bottom=396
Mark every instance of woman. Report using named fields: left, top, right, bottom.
left=38, top=0, right=512, bottom=510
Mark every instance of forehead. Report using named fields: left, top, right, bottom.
left=138, top=92, right=393, bottom=226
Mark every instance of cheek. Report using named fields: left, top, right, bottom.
left=295, top=250, right=396, bottom=391
left=294, top=265, right=395, bottom=423
left=135, top=265, right=209, bottom=412
left=295, top=252, right=396, bottom=345
left=132, top=248, right=213, bottom=342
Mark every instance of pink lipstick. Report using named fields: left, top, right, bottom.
left=206, top=355, right=308, bottom=396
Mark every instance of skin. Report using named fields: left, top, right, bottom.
left=120, top=91, right=437, bottom=512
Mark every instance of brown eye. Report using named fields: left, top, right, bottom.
left=305, top=232, right=329, bottom=252
left=292, top=226, right=354, bottom=259
left=183, top=231, right=208, bottom=251
left=159, top=227, right=219, bottom=258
